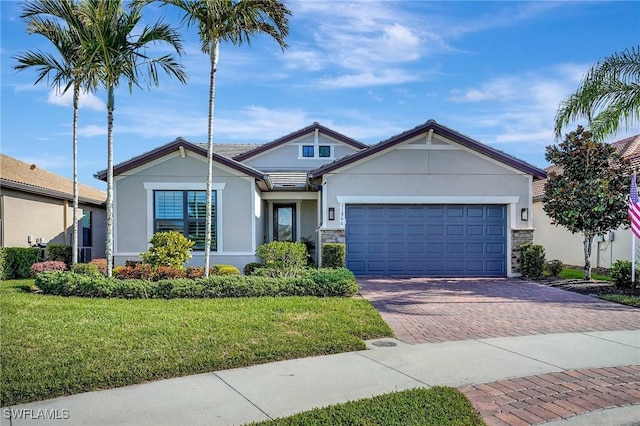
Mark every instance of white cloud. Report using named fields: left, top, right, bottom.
left=320, top=69, right=422, bottom=88
left=78, top=124, right=107, bottom=138
left=47, top=88, right=105, bottom=111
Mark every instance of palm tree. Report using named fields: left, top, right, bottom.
left=152, top=0, right=291, bottom=276
left=555, top=46, right=640, bottom=142
left=79, top=0, right=187, bottom=276
left=14, top=0, right=96, bottom=267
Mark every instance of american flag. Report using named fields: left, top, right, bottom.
left=630, top=172, right=640, bottom=239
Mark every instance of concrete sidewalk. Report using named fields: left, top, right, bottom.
left=3, top=330, right=639, bottom=426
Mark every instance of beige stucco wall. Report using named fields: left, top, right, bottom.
left=0, top=187, right=106, bottom=259
left=242, top=133, right=360, bottom=171
left=113, top=151, right=258, bottom=269
left=533, top=201, right=632, bottom=268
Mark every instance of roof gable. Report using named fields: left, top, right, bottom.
left=94, top=138, right=267, bottom=181
left=310, top=120, right=547, bottom=180
left=0, top=154, right=106, bottom=205
left=234, top=122, right=367, bottom=162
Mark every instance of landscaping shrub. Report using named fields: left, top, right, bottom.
left=215, top=264, right=241, bottom=275
left=322, top=243, right=345, bottom=268
left=243, top=262, right=262, bottom=276
left=3, top=247, right=42, bottom=279
left=71, top=262, right=102, bottom=277
left=34, top=268, right=360, bottom=299
left=0, top=247, right=6, bottom=280
left=520, top=243, right=545, bottom=279
left=546, top=259, right=563, bottom=277
left=185, top=266, right=206, bottom=279
left=610, top=260, right=636, bottom=288
left=153, top=266, right=187, bottom=280
left=31, top=261, right=67, bottom=277
left=256, top=241, right=307, bottom=275
left=140, top=231, right=194, bottom=268
left=113, top=263, right=155, bottom=280
left=89, top=258, right=107, bottom=275
left=46, top=244, right=72, bottom=266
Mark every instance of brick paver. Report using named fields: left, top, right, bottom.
left=459, top=366, right=640, bottom=425
left=358, top=277, right=640, bottom=343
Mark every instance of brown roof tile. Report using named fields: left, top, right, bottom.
left=0, top=154, right=106, bottom=205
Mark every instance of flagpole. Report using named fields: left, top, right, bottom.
left=633, top=235, right=636, bottom=284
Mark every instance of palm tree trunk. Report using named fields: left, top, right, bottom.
left=72, top=82, right=79, bottom=266
left=105, top=85, right=115, bottom=277
left=204, top=39, right=219, bottom=277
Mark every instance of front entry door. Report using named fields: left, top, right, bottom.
left=273, top=204, right=296, bottom=242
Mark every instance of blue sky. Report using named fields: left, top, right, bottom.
left=2, top=1, right=639, bottom=190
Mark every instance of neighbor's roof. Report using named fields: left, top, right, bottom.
left=234, top=122, right=368, bottom=162
left=195, top=143, right=262, bottom=159
left=532, top=134, right=640, bottom=200
left=309, top=119, right=547, bottom=180
left=0, top=154, right=106, bottom=205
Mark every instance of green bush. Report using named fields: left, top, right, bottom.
left=3, top=247, right=43, bottom=279
left=0, top=248, right=6, bottom=280
left=322, top=243, right=345, bottom=268
left=46, top=244, right=72, bottom=266
left=71, top=263, right=102, bottom=277
left=141, top=231, right=194, bottom=268
left=256, top=241, right=307, bottom=276
left=243, top=262, right=262, bottom=275
left=546, top=259, right=563, bottom=277
left=520, top=243, right=545, bottom=279
left=215, top=264, right=241, bottom=275
left=610, top=260, right=636, bottom=288
left=34, top=268, right=360, bottom=299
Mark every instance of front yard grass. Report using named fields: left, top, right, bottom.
left=252, top=387, right=485, bottom=426
left=555, top=268, right=612, bottom=281
left=598, top=294, right=640, bottom=307
left=0, top=279, right=392, bottom=406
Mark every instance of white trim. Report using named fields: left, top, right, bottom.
left=527, top=175, right=533, bottom=226
left=262, top=192, right=319, bottom=200
left=336, top=196, right=520, bottom=205
left=321, top=179, right=328, bottom=229
left=113, top=184, right=118, bottom=253
left=143, top=182, right=226, bottom=191
left=251, top=186, right=258, bottom=253
left=146, top=189, right=153, bottom=246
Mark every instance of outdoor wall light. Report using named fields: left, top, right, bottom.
left=328, top=207, right=335, bottom=220
left=520, top=208, right=529, bottom=221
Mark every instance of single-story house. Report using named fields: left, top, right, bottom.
left=97, top=120, right=546, bottom=277
left=533, top=134, right=640, bottom=269
left=0, top=154, right=107, bottom=261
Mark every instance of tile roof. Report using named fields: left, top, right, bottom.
left=195, top=143, right=262, bottom=159
left=0, top=154, right=106, bottom=205
left=532, top=134, right=640, bottom=199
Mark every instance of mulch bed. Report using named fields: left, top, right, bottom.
left=533, top=278, right=640, bottom=296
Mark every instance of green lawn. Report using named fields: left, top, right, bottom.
left=556, top=268, right=612, bottom=281
left=251, top=387, right=485, bottom=426
left=598, top=294, right=640, bottom=307
left=0, top=279, right=392, bottom=406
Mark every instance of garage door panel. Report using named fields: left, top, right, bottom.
left=345, top=205, right=506, bottom=277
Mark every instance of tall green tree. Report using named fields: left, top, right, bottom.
left=152, top=0, right=291, bottom=276
left=80, top=0, right=187, bottom=276
left=555, top=46, right=640, bottom=142
left=14, top=0, right=96, bottom=266
left=543, top=126, right=632, bottom=280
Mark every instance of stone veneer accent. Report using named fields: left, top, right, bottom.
left=511, top=229, right=535, bottom=274
left=320, top=229, right=345, bottom=244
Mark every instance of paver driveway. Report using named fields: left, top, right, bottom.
left=358, top=278, right=640, bottom=344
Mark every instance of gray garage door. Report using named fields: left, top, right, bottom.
left=345, top=205, right=506, bottom=277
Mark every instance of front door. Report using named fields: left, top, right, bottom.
left=273, top=204, right=296, bottom=242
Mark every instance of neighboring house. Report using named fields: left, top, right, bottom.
left=533, top=134, right=640, bottom=268
left=97, top=120, right=546, bottom=277
left=0, top=154, right=107, bottom=261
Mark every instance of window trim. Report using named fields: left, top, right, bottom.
left=144, top=182, right=225, bottom=252
left=302, top=145, right=315, bottom=157
left=318, top=145, right=331, bottom=157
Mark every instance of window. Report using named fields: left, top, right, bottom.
left=154, top=190, right=216, bottom=250
left=319, top=145, right=331, bottom=157
left=81, top=211, right=92, bottom=246
left=302, top=145, right=314, bottom=157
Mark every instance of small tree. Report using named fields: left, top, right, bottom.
left=141, top=231, right=194, bottom=269
left=543, top=126, right=632, bottom=280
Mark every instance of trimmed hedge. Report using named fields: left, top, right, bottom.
left=322, top=243, right=345, bottom=268
left=3, top=247, right=43, bottom=279
left=46, top=244, right=72, bottom=266
left=34, top=267, right=359, bottom=299
left=0, top=248, right=6, bottom=280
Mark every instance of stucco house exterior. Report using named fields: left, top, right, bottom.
left=98, top=120, right=546, bottom=277
left=0, top=154, right=107, bottom=261
left=533, top=134, right=640, bottom=269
